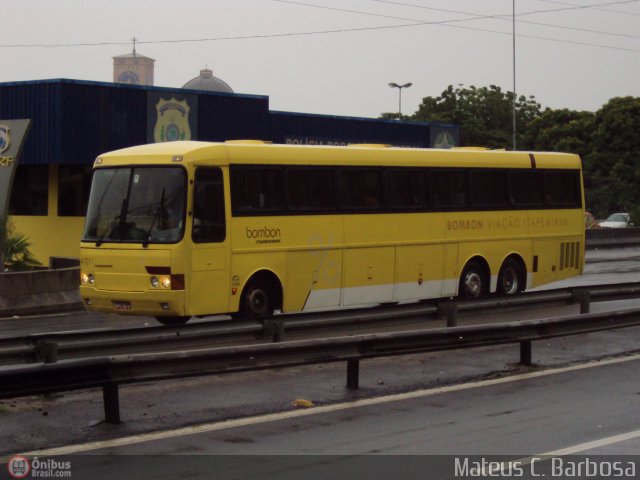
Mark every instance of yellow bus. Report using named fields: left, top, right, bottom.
left=79, top=140, right=584, bottom=325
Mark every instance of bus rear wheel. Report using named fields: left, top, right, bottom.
left=497, top=258, right=524, bottom=295
left=156, top=316, right=190, bottom=326
left=458, top=261, right=487, bottom=299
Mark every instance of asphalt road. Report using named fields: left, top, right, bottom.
left=9, top=354, right=640, bottom=479
left=53, top=353, right=640, bottom=455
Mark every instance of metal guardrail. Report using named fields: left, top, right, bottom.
left=2, top=281, right=640, bottom=365
left=1, top=304, right=640, bottom=424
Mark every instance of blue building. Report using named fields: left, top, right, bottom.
left=0, top=76, right=459, bottom=261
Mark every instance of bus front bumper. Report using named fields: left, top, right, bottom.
left=80, top=286, right=186, bottom=317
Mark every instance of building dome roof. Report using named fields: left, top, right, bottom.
left=182, top=68, right=234, bottom=93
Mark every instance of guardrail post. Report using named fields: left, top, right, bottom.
left=572, top=290, right=591, bottom=314
left=103, top=383, right=121, bottom=424
left=262, top=320, right=285, bottom=342
left=347, top=359, right=360, bottom=389
left=36, top=341, right=58, bottom=364
left=262, top=320, right=273, bottom=339
left=437, top=302, right=458, bottom=327
left=520, top=341, right=532, bottom=366
left=273, top=321, right=285, bottom=343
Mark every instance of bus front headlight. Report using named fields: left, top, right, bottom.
left=160, top=276, right=171, bottom=289
left=150, top=274, right=184, bottom=290
left=81, top=272, right=95, bottom=285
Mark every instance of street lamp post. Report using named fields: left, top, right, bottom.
left=388, top=82, right=412, bottom=118
left=512, top=0, right=517, bottom=150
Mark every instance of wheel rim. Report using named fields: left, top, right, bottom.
left=500, top=266, right=519, bottom=295
left=247, top=288, right=269, bottom=315
left=463, top=271, right=483, bottom=298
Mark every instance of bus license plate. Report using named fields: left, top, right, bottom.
left=113, top=301, right=132, bottom=311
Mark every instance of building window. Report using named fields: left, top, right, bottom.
left=9, top=165, right=48, bottom=216
left=58, top=165, right=93, bottom=216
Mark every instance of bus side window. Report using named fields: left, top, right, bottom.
left=231, top=167, right=284, bottom=212
left=509, top=171, right=543, bottom=208
left=193, top=167, right=226, bottom=243
left=471, top=170, right=508, bottom=209
left=544, top=170, right=581, bottom=208
left=338, top=169, right=382, bottom=210
left=432, top=170, right=468, bottom=208
left=386, top=169, right=426, bottom=209
left=287, top=168, right=335, bottom=211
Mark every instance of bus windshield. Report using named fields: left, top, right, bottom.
left=82, top=166, right=186, bottom=245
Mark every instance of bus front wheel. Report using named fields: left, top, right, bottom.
left=236, top=279, right=275, bottom=321
left=458, top=261, right=487, bottom=299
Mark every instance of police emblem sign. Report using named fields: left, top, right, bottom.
left=0, top=125, right=10, bottom=154
left=154, top=98, right=192, bottom=142
left=0, top=119, right=31, bottom=223
left=147, top=92, right=198, bottom=144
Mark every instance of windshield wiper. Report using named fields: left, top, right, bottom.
left=92, top=173, right=119, bottom=246
left=142, top=188, right=166, bottom=248
left=96, top=197, right=128, bottom=246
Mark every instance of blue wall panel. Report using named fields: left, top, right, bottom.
left=0, top=81, right=63, bottom=165
left=59, top=82, right=148, bottom=164
left=269, top=111, right=434, bottom=148
left=0, top=79, right=457, bottom=167
left=197, top=92, right=270, bottom=142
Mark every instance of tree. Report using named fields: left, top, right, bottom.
left=519, top=108, right=594, bottom=158
left=582, top=97, right=640, bottom=217
left=379, top=112, right=410, bottom=121
left=410, top=84, right=542, bottom=149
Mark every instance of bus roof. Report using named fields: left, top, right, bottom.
left=95, top=140, right=582, bottom=170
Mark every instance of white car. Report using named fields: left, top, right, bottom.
left=599, top=212, right=631, bottom=228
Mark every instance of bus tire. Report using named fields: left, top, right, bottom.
left=497, top=258, right=525, bottom=295
left=458, top=260, right=487, bottom=299
left=156, top=316, right=190, bottom=326
left=236, top=279, right=275, bottom=321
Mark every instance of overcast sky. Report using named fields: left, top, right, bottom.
left=2, top=0, right=640, bottom=119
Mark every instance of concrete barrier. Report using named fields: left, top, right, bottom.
left=0, top=266, right=83, bottom=317
left=586, top=227, right=640, bottom=248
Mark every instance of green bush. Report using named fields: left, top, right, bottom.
left=0, top=217, right=42, bottom=271
left=630, top=206, right=640, bottom=227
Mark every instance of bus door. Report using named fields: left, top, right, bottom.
left=188, top=167, right=231, bottom=315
